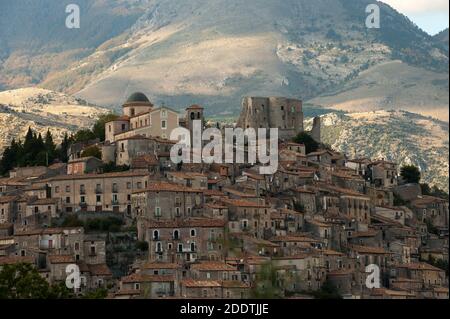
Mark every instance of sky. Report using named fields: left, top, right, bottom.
left=382, top=0, right=449, bottom=35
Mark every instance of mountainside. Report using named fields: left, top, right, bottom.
left=0, top=0, right=148, bottom=90
left=305, top=110, right=449, bottom=192
left=0, top=88, right=108, bottom=152
left=1, top=0, right=448, bottom=120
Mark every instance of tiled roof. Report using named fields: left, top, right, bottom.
left=134, top=182, right=204, bottom=194
left=88, top=264, right=112, bottom=276
left=146, top=218, right=226, bottom=229
left=122, top=273, right=175, bottom=283
left=45, top=171, right=148, bottom=182
left=186, top=104, right=204, bottom=110
left=395, top=262, right=443, bottom=272
left=350, top=245, right=390, bottom=255
left=48, top=255, right=75, bottom=264
left=221, top=198, right=269, bottom=208
left=181, top=279, right=222, bottom=288
left=0, top=195, right=19, bottom=204
left=191, top=262, right=237, bottom=271
left=28, top=198, right=59, bottom=206
left=0, top=256, right=35, bottom=265
left=221, top=280, right=250, bottom=288
left=142, top=262, right=180, bottom=270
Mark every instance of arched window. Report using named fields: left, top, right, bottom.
left=191, top=242, right=196, bottom=252
left=173, top=230, right=180, bottom=240
left=197, top=112, right=201, bottom=119
left=153, top=230, right=159, bottom=240
left=190, top=112, right=195, bottom=120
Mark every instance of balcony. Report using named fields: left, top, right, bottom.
left=111, top=199, right=120, bottom=205
left=80, top=189, right=86, bottom=195
left=95, top=188, right=102, bottom=194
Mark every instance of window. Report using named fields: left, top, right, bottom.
left=190, top=242, right=196, bottom=251
left=178, top=244, right=183, bottom=252
left=135, top=283, right=140, bottom=290
left=161, top=120, right=167, bottom=129
left=155, top=207, right=161, bottom=217
left=80, top=196, right=85, bottom=203
left=173, top=230, right=180, bottom=240
left=153, top=230, right=159, bottom=240
left=65, top=185, right=70, bottom=192
left=127, top=182, right=132, bottom=189
left=96, top=195, right=101, bottom=203
left=55, top=186, right=59, bottom=193
left=66, top=197, right=71, bottom=204
left=156, top=242, right=162, bottom=253
left=190, top=229, right=196, bottom=237
left=161, top=110, right=167, bottom=118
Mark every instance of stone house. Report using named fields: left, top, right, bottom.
left=223, top=198, right=271, bottom=239
left=190, top=261, right=241, bottom=281
left=47, top=171, right=150, bottom=215
left=411, top=196, right=449, bottom=229
left=167, top=172, right=208, bottom=189
left=0, top=195, right=18, bottom=224
left=294, top=188, right=317, bottom=214
left=67, top=157, right=103, bottom=175
left=368, top=160, right=398, bottom=188
left=132, top=182, right=204, bottom=221
left=392, top=262, right=447, bottom=289
left=119, top=273, right=175, bottom=298
left=143, top=218, right=226, bottom=263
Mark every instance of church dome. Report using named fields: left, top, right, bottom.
left=126, top=92, right=150, bottom=103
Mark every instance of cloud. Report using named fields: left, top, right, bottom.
left=382, top=0, right=449, bottom=14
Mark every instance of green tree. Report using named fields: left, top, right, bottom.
left=81, top=146, right=102, bottom=159
left=83, top=288, right=108, bottom=299
left=44, top=129, right=57, bottom=164
left=0, top=263, right=51, bottom=299
left=400, top=165, right=421, bottom=184
left=92, top=113, right=119, bottom=142
left=251, top=262, right=283, bottom=299
left=73, top=129, right=96, bottom=143
left=311, top=280, right=342, bottom=299
left=58, top=132, right=72, bottom=163
left=292, top=132, right=319, bottom=154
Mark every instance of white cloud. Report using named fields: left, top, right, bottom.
left=382, top=0, right=449, bottom=14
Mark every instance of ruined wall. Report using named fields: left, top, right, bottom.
left=237, top=97, right=304, bottom=140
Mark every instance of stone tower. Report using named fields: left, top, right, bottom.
left=237, top=97, right=304, bottom=139
left=185, top=104, right=205, bottom=147
left=310, top=116, right=321, bottom=143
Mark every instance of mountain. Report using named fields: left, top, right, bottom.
left=1, top=0, right=448, bottom=120
left=0, top=88, right=108, bottom=152
left=434, top=28, right=449, bottom=51
left=305, top=110, right=449, bottom=192
left=0, top=0, right=148, bottom=91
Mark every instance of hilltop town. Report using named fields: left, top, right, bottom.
left=0, top=93, right=448, bottom=299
